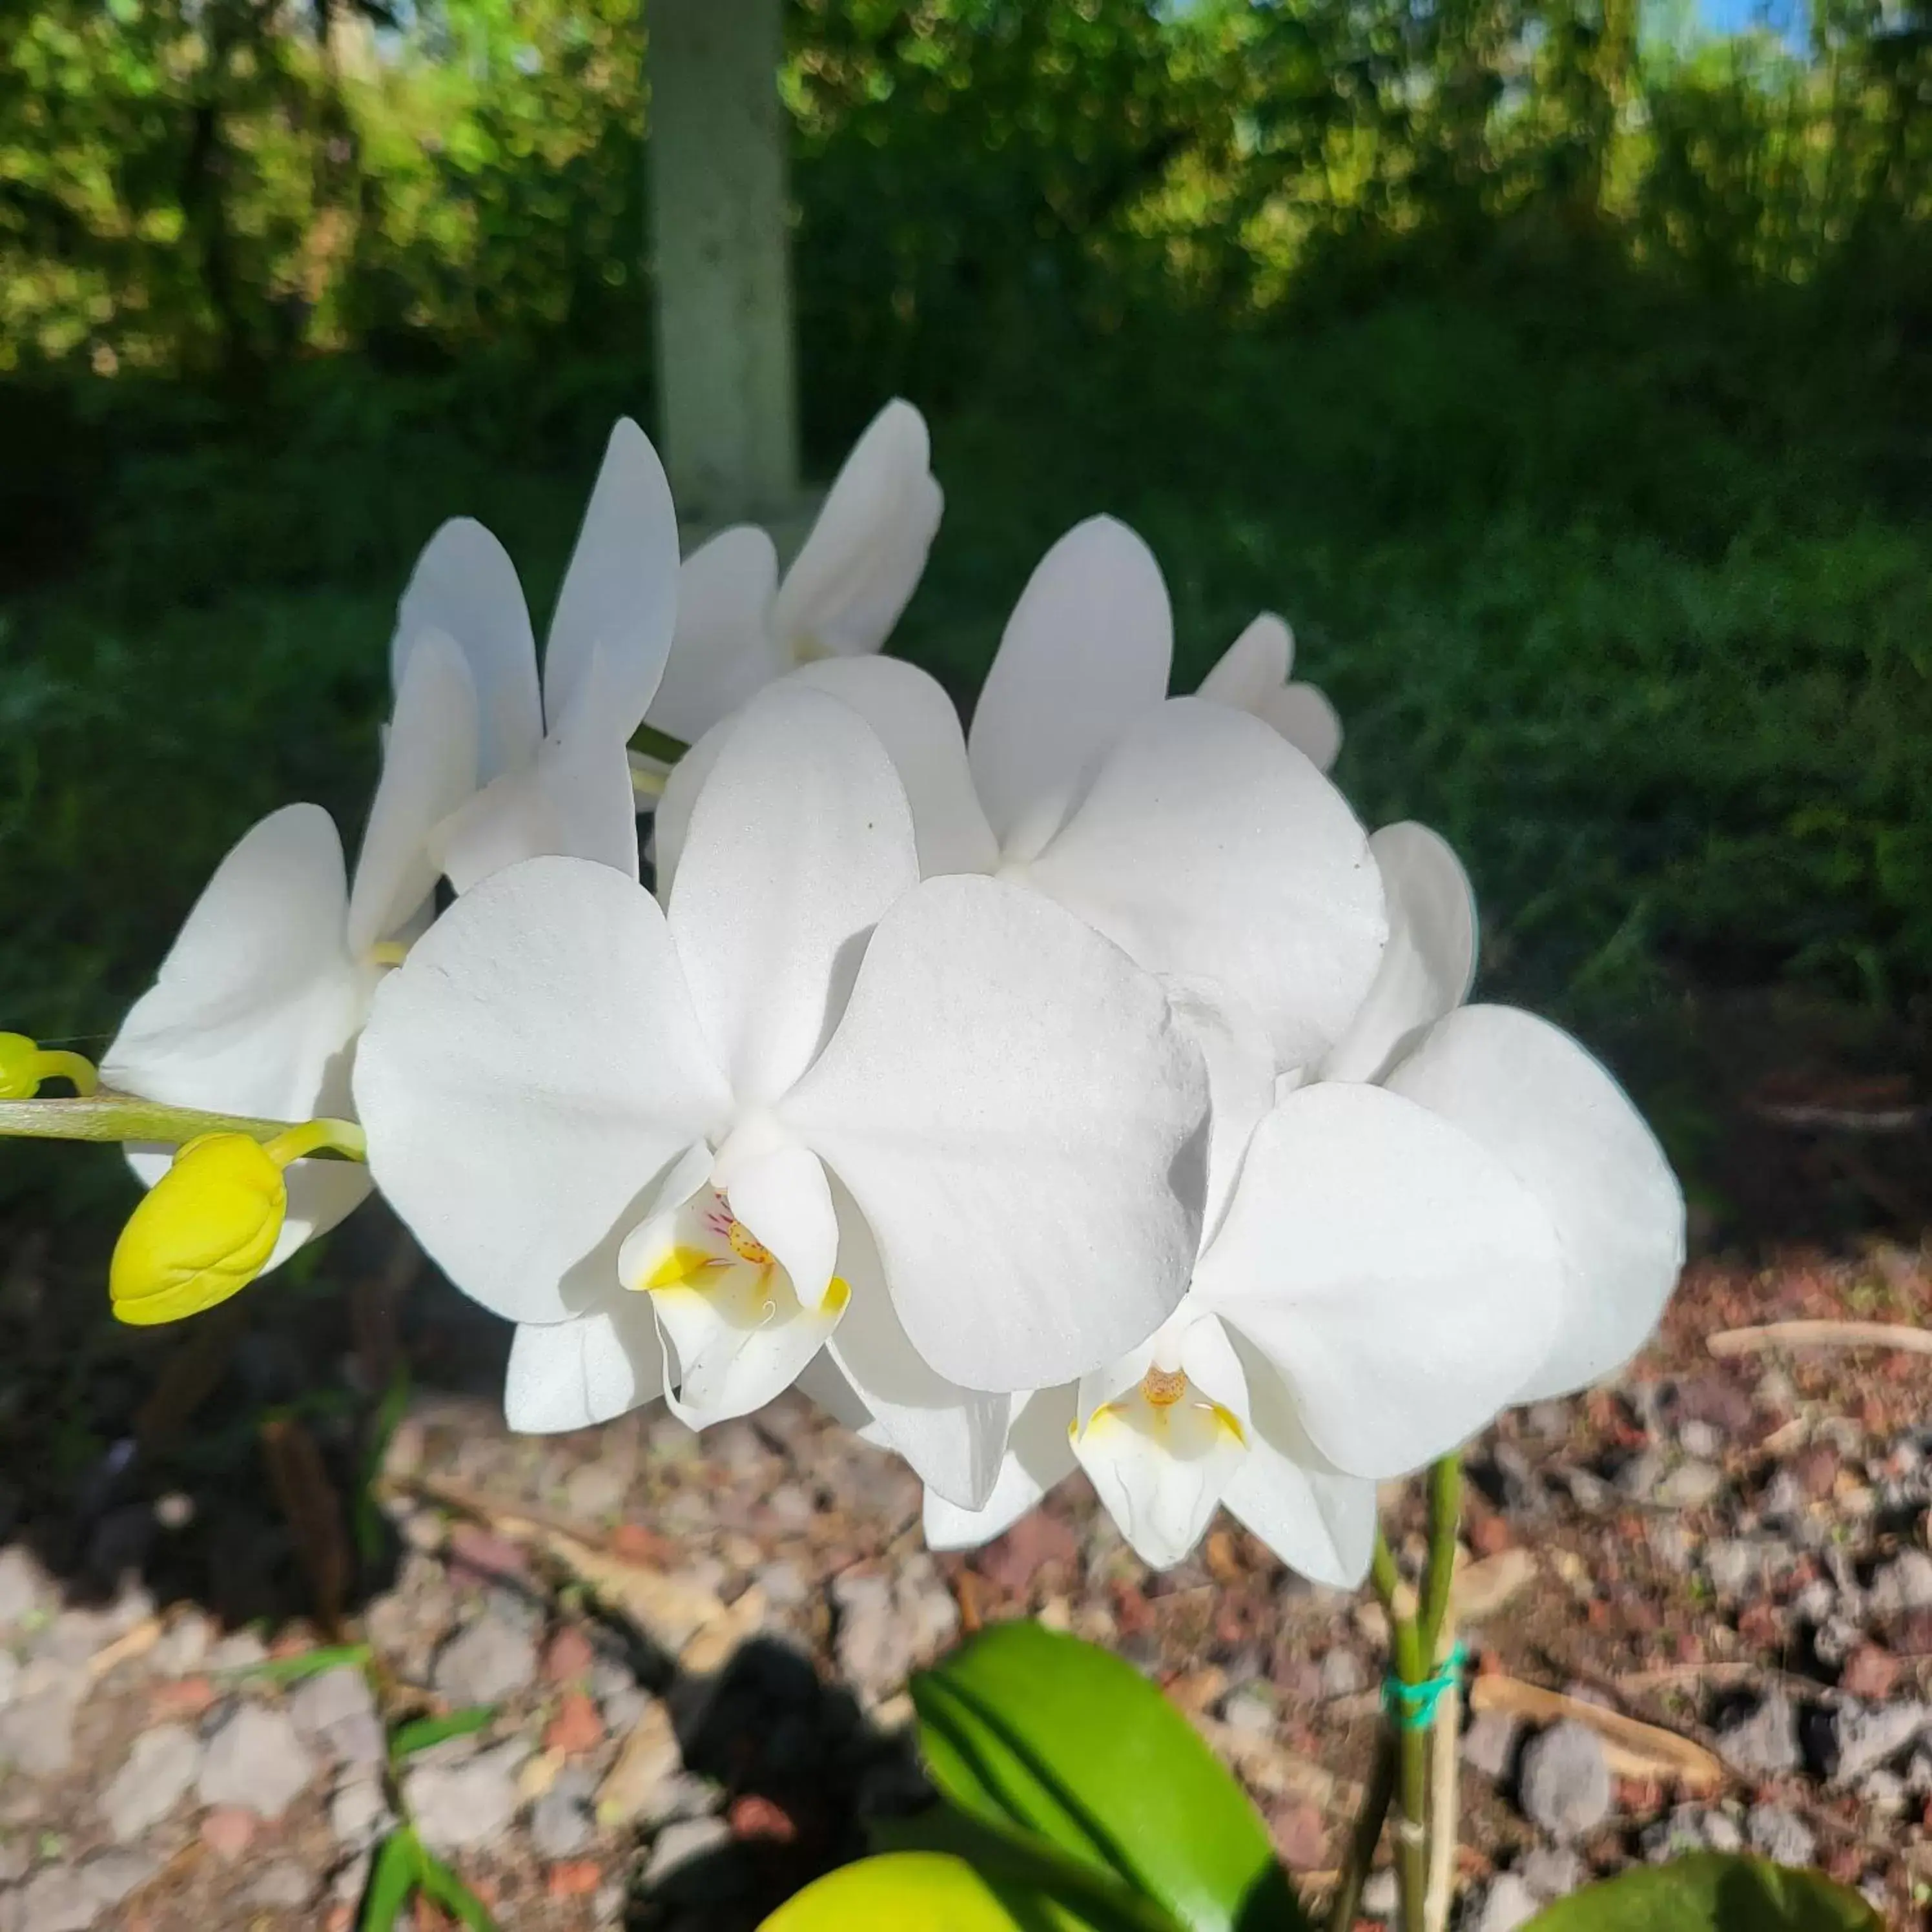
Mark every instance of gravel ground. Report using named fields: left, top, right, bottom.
left=3, top=1235, right=1931, bottom=1929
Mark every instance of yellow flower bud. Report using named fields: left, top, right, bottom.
left=110, top=1132, right=287, bottom=1326
left=0, top=1034, right=42, bottom=1100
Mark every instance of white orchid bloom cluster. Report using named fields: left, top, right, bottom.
left=96, top=400, right=1684, bottom=1588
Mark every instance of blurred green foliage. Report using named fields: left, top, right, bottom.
left=1, top=0, right=1930, bottom=1219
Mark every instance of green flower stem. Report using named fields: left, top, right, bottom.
left=0, top=1090, right=367, bottom=1160
left=1326, top=1726, right=1397, bottom=1932
left=628, top=721, right=690, bottom=766
left=1371, top=1452, right=1466, bottom=1931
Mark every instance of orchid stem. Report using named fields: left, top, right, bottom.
left=1371, top=1452, right=1466, bottom=1932
left=0, top=1091, right=367, bottom=1160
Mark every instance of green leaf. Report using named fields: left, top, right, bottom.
left=874, top=1802, right=1184, bottom=1931
left=223, top=1643, right=372, bottom=1685
left=1521, top=1854, right=1886, bottom=1932
left=910, top=1623, right=1308, bottom=1932
left=389, top=1705, right=497, bottom=1762
left=358, top=1827, right=422, bottom=1931
left=417, top=1849, right=502, bottom=1931
left=758, top=1852, right=1052, bottom=1931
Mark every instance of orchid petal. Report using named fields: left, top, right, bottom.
left=543, top=418, right=679, bottom=738
left=922, top=1386, right=1078, bottom=1550
left=786, top=874, right=1209, bottom=1393
left=716, top=1142, right=840, bottom=1312
left=1071, top=1313, right=1249, bottom=1571
left=1383, top=1005, right=1685, bottom=1404
left=1198, top=613, right=1293, bottom=710
left=1258, top=683, right=1343, bottom=772
left=649, top=525, right=786, bottom=744
left=668, top=685, right=918, bottom=1104
left=790, top=657, right=1000, bottom=876
left=827, top=1195, right=1009, bottom=1508
left=1321, top=822, right=1478, bottom=1085
left=771, top=399, right=941, bottom=659
left=433, top=719, right=639, bottom=895
left=1218, top=1333, right=1379, bottom=1587
left=1028, top=699, right=1386, bottom=1067
left=1197, top=1082, right=1563, bottom=1478
left=107, top=804, right=373, bottom=1265
left=1164, top=980, right=1277, bottom=1246
left=348, top=628, right=480, bottom=955
left=504, top=1302, right=667, bottom=1432
left=353, top=856, right=733, bottom=1324
left=968, top=517, right=1172, bottom=856
left=393, top=518, right=541, bottom=783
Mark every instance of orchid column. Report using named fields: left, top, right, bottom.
left=648, top=0, right=800, bottom=523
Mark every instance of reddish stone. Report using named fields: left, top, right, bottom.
left=1738, top=1601, right=1782, bottom=1649
left=544, top=1690, right=604, bottom=1756
left=1824, top=1844, right=1864, bottom=1886
left=1268, top=1798, right=1329, bottom=1871
left=447, top=1523, right=529, bottom=1585
left=978, top=1511, right=1080, bottom=1596
left=1893, top=1607, right=1932, bottom=1655
left=546, top=1862, right=602, bottom=1898
left=324, top=1910, right=354, bottom=1932
left=1674, top=1631, right=1705, bottom=1665
left=544, top=1625, right=597, bottom=1685
left=200, top=1807, right=256, bottom=1860
left=150, top=1675, right=216, bottom=1720
left=730, top=1793, right=799, bottom=1843
left=1469, top=1513, right=1514, bottom=1558
left=269, top=1632, right=313, bottom=1661
left=1841, top=1642, right=1902, bottom=1701
left=612, top=1523, right=679, bottom=1565
left=1793, top=1443, right=1839, bottom=1502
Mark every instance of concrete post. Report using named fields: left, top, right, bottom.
left=647, top=0, right=801, bottom=524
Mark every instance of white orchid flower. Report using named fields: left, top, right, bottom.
left=391, top=418, right=679, bottom=892
left=646, top=400, right=943, bottom=745
left=658, top=517, right=1388, bottom=1071
left=102, top=630, right=482, bottom=1271
left=1198, top=612, right=1342, bottom=773
left=353, top=684, right=1210, bottom=1508
left=925, top=830, right=1685, bottom=1579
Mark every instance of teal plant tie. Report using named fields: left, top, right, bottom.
left=1382, top=1641, right=1466, bottom=1731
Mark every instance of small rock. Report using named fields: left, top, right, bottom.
left=245, top=1861, right=314, bottom=1909
left=200, top=1806, right=257, bottom=1860
left=1268, top=1796, right=1327, bottom=1869
left=79, top=1848, right=159, bottom=1909
left=1461, top=1710, right=1521, bottom=1782
left=203, top=1630, right=269, bottom=1673
left=102, top=1723, right=203, bottom=1840
left=1747, top=1803, right=1815, bottom=1866
left=19, top=1867, right=92, bottom=1932
left=1517, top=1845, right=1584, bottom=1899
left=1678, top=1419, right=1723, bottom=1460
left=1318, top=1649, right=1366, bottom=1700
left=0, top=1840, right=23, bottom=1884
left=1793, top=1442, right=1840, bottom=1502
left=1831, top=1700, right=1931, bottom=1782
left=531, top=1765, right=598, bottom=1860
left=290, top=1664, right=376, bottom=1739
left=433, top=1616, right=539, bottom=1709
left=197, top=1701, right=316, bottom=1818
left=1362, top=1868, right=1399, bottom=1918
left=0, top=1678, right=79, bottom=1776
left=1517, top=1721, right=1611, bottom=1840
left=643, top=1814, right=732, bottom=1886
left=0, top=1658, right=15, bottom=1711
left=1842, top=1642, right=1902, bottom=1701
left=405, top=1740, right=525, bottom=1853
left=1655, top=1461, right=1723, bottom=1509
left=148, top=1613, right=212, bottom=1678
left=564, top=1461, right=628, bottom=1522
left=1871, top=1550, right=1932, bottom=1620
left=1614, top=1450, right=1662, bottom=1501
left=1466, top=1872, right=1540, bottom=1932
left=0, top=1552, right=46, bottom=1630
left=1858, top=1765, right=1907, bottom=1816
left=1792, top=1577, right=1838, bottom=1625
left=1715, top=1690, right=1802, bottom=1776
left=1702, top=1540, right=1759, bottom=1597
left=544, top=1690, right=604, bottom=1756
left=544, top=1627, right=597, bottom=1687
left=329, top=1769, right=395, bottom=1853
